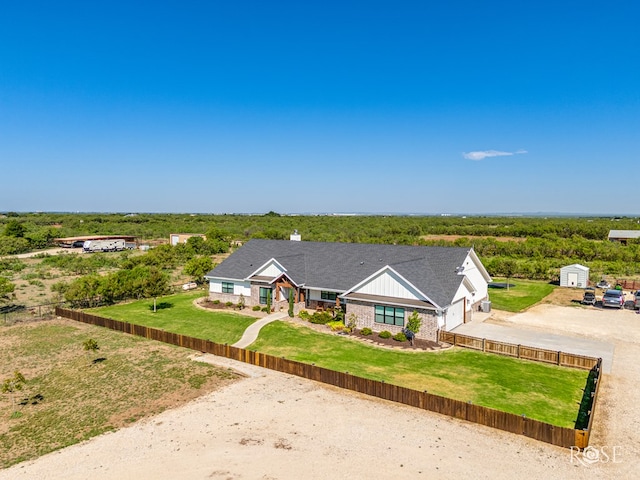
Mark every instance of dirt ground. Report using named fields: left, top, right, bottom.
left=1, top=303, right=638, bottom=479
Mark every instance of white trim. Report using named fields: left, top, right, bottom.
left=468, top=249, right=492, bottom=283
left=204, top=275, right=243, bottom=282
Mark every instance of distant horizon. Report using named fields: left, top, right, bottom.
left=3, top=210, right=640, bottom=218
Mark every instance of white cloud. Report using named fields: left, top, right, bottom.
left=463, top=149, right=528, bottom=161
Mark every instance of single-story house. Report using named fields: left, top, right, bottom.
left=204, top=239, right=491, bottom=342
left=559, top=264, right=589, bottom=288
left=608, top=230, right=640, bottom=244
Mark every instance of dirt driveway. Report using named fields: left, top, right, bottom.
left=0, top=305, right=638, bottom=479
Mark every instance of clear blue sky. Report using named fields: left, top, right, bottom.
left=1, top=1, right=639, bottom=214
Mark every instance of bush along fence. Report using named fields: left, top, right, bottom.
left=55, top=307, right=599, bottom=449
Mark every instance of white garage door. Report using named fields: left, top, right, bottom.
left=445, top=299, right=465, bottom=331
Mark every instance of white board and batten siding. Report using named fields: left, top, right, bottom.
left=254, top=259, right=286, bottom=278
left=459, top=253, right=490, bottom=303
left=560, top=264, right=589, bottom=288
left=209, top=279, right=251, bottom=297
left=353, top=268, right=423, bottom=301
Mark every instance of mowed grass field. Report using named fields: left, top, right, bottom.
left=90, top=291, right=257, bottom=344
left=488, top=278, right=555, bottom=312
left=0, top=319, right=239, bottom=469
left=248, top=322, right=589, bottom=427
left=93, top=295, right=587, bottom=429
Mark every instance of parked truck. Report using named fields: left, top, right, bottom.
left=83, top=239, right=130, bottom=253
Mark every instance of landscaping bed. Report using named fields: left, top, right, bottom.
left=347, top=328, right=443, bottom=350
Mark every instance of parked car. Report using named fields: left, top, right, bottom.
left=634, top=291, right=640, bottom=310
left=596, top=280, right=611, bottom=290
left=602, top=289, right=624, bottom=309
left=581, top=287, right=596, bottom=306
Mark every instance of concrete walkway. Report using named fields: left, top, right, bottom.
left=232, top=311, right=288, bottom=348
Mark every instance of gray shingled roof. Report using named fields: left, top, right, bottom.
left=205, top=239, right=473, bottom=308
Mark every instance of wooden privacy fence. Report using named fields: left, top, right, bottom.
left=56, top=307, right=598, bottom=449
left=617, top=279, right=640, bottom=291
left=438, top=331, right=599, bottom=370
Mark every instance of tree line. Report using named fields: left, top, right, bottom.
left=2, top=213, right=640, bottom=288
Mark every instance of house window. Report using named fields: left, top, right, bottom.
left=374, top=305, right=404, bottom=326
left=222, top=282, right=234, bottom=294
left=259, top=287, right=272, bottom=305
left=321, top=291, right=337, bottom=301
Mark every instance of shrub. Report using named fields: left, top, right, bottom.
left=309, top=311, right=333, bottom=324
left=378, top=330, right=392, bottom=339
left=393, top=332, right=407, bottom=342
left=327, top=320, right=345, bottom=332
left=212, top=299, right=220, bottom=305
left=298, top=310, right=310, bottom=320
left=252, top=305, right=261, bottom=311
left=225, top=301, right=234, bottom=307
left=288, top=289, right=294, bottom=318
left=360, top=327, right=372, bottom=336
left=261, top=306, right=270, bottom=312
left=406, top=310, right=422, bottom=336
left=346, top=313, right=357, bottom=330
left=237, top=293, right=245, bottom=309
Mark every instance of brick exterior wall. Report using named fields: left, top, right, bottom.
left=208, top=292, right=241, bottom=305
left=210, top=285, right=308, bottom=315
left=346, top=300, right=439, bottom=342
left=250, top=285, right=264, bottom=307
left=208, top=284, right=268, bottom=308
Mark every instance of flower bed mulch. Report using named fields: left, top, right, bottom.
left=347, top=329, right=443, bottom=351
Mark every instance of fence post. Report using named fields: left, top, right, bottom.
left=517, top=344, right=520, bottom=358
left=482, top=338, right=486, bottom=352
left=557, top=351, right=561, bottom=365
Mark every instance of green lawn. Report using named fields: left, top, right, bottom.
left=90, top=291, right=257, bottom=344
left=249, top=322, right=588, bottom=427
left=488, top=278, right=555, bottom=312
left=90, top=292, right=586, bottom=427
